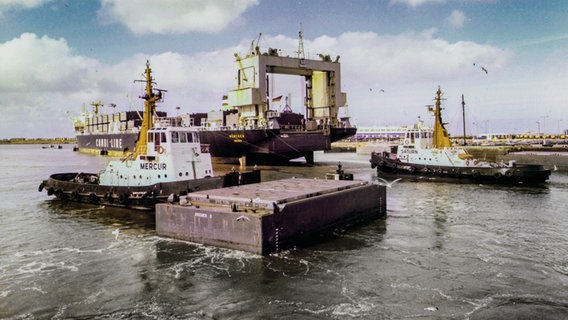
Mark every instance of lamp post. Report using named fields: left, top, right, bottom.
left=536, top=121, right=540, bottom=136
left=542, top=115, right=549, bottom=144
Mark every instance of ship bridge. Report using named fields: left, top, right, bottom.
left=228, top=48, right=347, bottom=127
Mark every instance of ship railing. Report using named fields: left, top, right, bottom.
left=156, top=117, right=183, bottom=127
left=280, top=124, right=304, bottom=131
left=197, top=125, right=268, bottom=131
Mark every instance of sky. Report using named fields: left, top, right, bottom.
left=1, top=0, right=567, bottom=139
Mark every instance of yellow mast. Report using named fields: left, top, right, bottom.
left=429, top=86, right=452, bottom=148
left=125, top=60, right=162, bottom=159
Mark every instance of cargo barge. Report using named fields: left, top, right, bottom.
left=156, top=177, right=386, bottom=255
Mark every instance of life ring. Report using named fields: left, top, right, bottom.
left=505, top=170, right=513, bottom=177
left=157, top=146, right=165, bottom=154
left=473, top=160, right=479, bottom=166
left=466, top=160, right=470, bottom=166
left=404, top=140, right=410, bottom=145
left=118, top=194, right=129, bottom=204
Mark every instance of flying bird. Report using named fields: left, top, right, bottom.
left=375, top=177, right=402, bottom=188
left=473, top=63, right=488, bottom=74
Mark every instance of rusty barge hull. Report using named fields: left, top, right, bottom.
left=156, top=178, right=386, bottom=255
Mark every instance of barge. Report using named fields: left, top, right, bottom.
left=156, top=178, right=386, bottom=255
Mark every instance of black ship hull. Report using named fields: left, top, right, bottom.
left=76, top=127, right=357, bottom=164
left=38, top=170, right=261, bottom=211
left=370, top=152, right=551, bottom=185
left=76, top=133, right=139, bottom=156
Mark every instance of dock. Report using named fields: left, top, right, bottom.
left=156, top=178, right=386, bottom=255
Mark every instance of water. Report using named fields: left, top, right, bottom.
left=1, top=144, right=568, bottom=319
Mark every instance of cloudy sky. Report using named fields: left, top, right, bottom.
left=1, top=0, right=567, bottom=139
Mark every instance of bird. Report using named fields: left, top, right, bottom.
left=236, top=215, right=250, bottom=222
left=375, top=177, right=402, bottom=187
left=424, top=306, right=439, bottom=312
left=112, top=228, right=119, bottom=240
left=473, top=63, right=488, bottom=74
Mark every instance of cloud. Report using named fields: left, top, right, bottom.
left=97, top=0, right=260, bottom=35
left=389, top=0, right=445, bottom=8
left=0, top=33, right=99, bottom=93
left=0, top=30, right=514, bottom=138
left=0, top=0, right=52, bottom=17
left=447, top=10, right=466, bottom=28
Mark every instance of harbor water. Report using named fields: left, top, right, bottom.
left=1, top=144, right=568, bottom=319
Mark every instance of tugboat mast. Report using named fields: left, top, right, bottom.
left=430, top=86, right=452, bottom=149
left=128, top=60, right=164, bottom=159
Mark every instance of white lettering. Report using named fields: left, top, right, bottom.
left=195, top=212, right=208, bottom=218
left=95, top=138, right=123, bottom=149
left=139, top=162, right=167, bottom=170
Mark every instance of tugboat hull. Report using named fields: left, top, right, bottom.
left=38, top=171, right=261, bottom=211
left=371, top=152, right=551, bottom=185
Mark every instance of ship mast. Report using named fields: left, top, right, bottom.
left=127, top=61, right=163, bottom=159
left=429, top=86, right=452, bottom=148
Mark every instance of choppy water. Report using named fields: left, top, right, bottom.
left=1, top=144, right=568, bottom=319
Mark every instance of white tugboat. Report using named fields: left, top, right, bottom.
left=370, top=87, right=550, bottom=184
left=39, top=61, right=260, bottom=210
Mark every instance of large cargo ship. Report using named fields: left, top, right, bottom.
left=72, top=34, right=356, bottom=164
left=71, top=103, right=166, bottom=156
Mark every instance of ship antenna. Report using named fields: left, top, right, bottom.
left=461, top=94, right=467, bottom=145
left=297, top=23, right=305, bottom=59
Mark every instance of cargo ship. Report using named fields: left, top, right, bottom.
left=70, top=102, right=166, bottom=156
left=71, top=33, right=356, bottom=164
left=370, top=87, right=551, bottom=184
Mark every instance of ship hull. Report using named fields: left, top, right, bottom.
left=370, top=152, right=551, bottom=185
left=76, top=133, right=139, bottom=156
left=76, top=127, right=357, bottom=163
left=38, top=170, right=261, bottom=211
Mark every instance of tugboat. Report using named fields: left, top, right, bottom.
left=370, top=87, right=550, bottom=184
left=39, top=61, right=260, bottom=210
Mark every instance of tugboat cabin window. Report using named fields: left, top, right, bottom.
left=179, top=132, right=187, bottom=143
left=148, top=132, right=154, bottom=143
left=171, top=131, right=179, bottom=143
